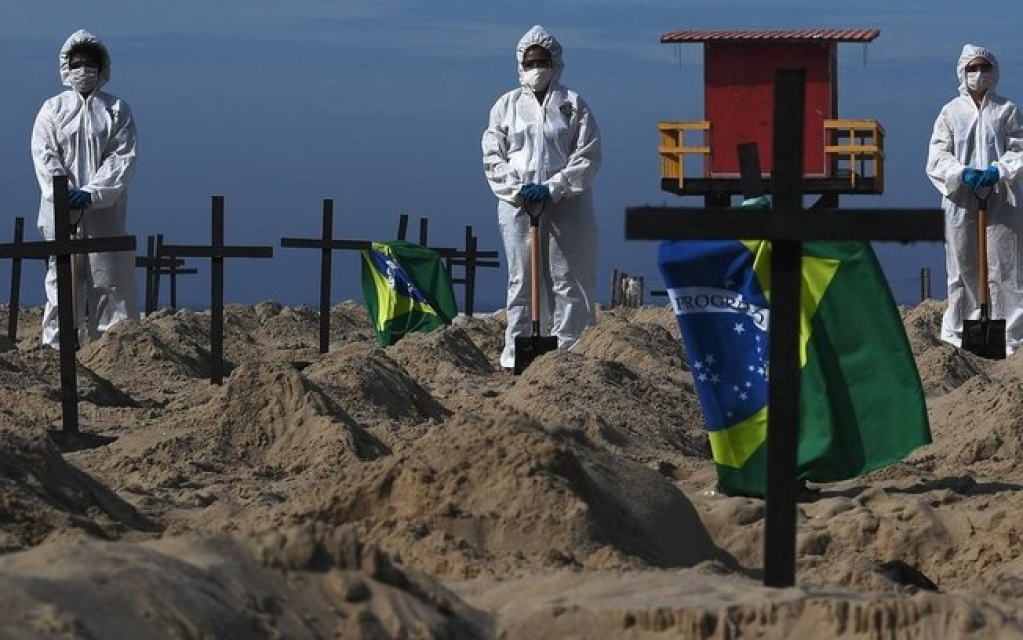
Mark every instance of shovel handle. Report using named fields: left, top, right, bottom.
left=977, top=195, right=990, bottom=312
left=523, top=201, right=546, bottom=331
left=529, top=217, right=541, bottom=329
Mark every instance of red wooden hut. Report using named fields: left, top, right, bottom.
left=657, top=29, right=884, bottom=202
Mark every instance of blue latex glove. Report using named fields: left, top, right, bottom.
left=978, top=165, right=1000, bottom=187
left=519, top=183, right=547, bottom=202
left=68, top=189, right=92, bottom=209
left=962, top=168, right=983, bottom=191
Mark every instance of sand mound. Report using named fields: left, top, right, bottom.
left=457, top=569, right=1021, bottom=639
left=902, top=299, right=990, bottom=397
left=304, top=341, right=450, bottom=447
left=0, top=531, right=488, bottom=639
left=387, top=324, right=496, bottom=383
left=186, top=361, right=388, bottom=471
left=384, top=324, right=510, bottom=415
left=450, top=313, right=508, bottom=369
left=284, top=405, right=728, bottom=580
left=925, top=376, right=1023, bottom=474
left=0, top=352, right=65, bottom=422
left=75, top=361, right=389, bottom=491
left=2, top=347, right=136, bottom=414
left=90, top=308, right=216, bottom=382
left=576, top=307, right=690, bottom=382
left=0, top=424, right=155, bottom=552
left=501, top=351, right=707, bottom=464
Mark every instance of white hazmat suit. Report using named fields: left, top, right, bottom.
left=31, top=30, right=139, bottom=348
left=927, top=44, right=1023, bottom=355
left=482, top=25, right=602, bottom=369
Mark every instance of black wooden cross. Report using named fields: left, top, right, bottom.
left=397, top=215, right=500, bottom=317
left=4, top=217, right=26, bottom=343
left=451, top=228, right=482, bottom=316
left=154, top=234, right=198, bottom=310
left=625, top=70, right=945, bottom=588
left=436, top=226, right=500, bottom=317
left=280, top=199, right=373, bottom=354
left=161, top=196, right=273, bottom=384
left=135, top=234, right=197, bottom=314
left=0, top=176, right=136, bottom=449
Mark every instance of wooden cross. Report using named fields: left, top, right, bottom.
left=161, top=196, right=273, bottom=384
left=443, top=226, right=500, bottom=317
left=0, top=176, right=136, bottom=449
left=625, top=70, right=945, bottom=587
left=451, top=229, right=482, bottom=315
left=397, top=215, right=500, bottom=317
left=428, top=227, right=499, bottom=318
left=153, top=233, right=200, bottom=311
left=280, top=199, right=378, bottom=354
left=135, top=234, right=197, bottom=314
left=4, top=217, right=27, bottom=343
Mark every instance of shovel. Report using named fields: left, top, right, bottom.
left=513, top=202, right=557, bottom=374
left=962, top=193, right=1006, bottom=359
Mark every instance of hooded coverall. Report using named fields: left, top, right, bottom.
left=926, top=44, right=1023, bottom=355
left=482, top=25, right=602, bottom=369
left=31, top=29, right=139, bottom=348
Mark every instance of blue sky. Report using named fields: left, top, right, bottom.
left=2, top=1, right=1021, bottom=311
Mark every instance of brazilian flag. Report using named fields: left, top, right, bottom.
left=361, top=240, right=458, bottom=347
left=658, top=238, right=931, bottom=498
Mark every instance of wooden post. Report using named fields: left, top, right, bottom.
left=280, top=200, right=375, bottom=354
left=1, top=176, right=135, bottom=449
left=162, top=196, right=274, bottom=384
left=424, top=228, right=499, bottom=317
left=396, top=214, right=409, bottom=241
left=136, top=235, right=195, bottom=314
left=464, top=226, right=477, bottom=316
left=318, top=201, right=333, bottom=354
left=762, top=70, right=805, bottom=587
left=6, top=217, right=25, bottom=343
left=609, top=269, right=619, bottom=308
left=159, top=236, right=197, bottom=309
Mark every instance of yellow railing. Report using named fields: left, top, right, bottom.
left=658, top=121, right=711, bottom=188
left=824, top=119, right=885, bottom=192
left=658, top=118, right=884, bottom=193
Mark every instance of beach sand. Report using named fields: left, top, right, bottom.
left=2, top=299, right=1023, bottom=638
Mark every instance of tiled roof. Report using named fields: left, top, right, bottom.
left=660, top=29, right=880, bottom=44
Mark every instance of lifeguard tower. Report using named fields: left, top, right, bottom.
left=657, top=28, right=884, bottom=206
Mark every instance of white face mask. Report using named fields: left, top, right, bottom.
left=966, top=70, right=993, bottom=93
left=68, top=67, right=99, bottom=94
left=522, top=68, right=554, bottom=92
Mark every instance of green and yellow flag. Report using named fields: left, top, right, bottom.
left=361, top=240, right=458, bottom=347
left=658, top=238, right=931, bottom=497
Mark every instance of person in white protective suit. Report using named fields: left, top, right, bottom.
left=31, top=30, right=139, bottom=349
left=927, top=44, right=1023, bottom=355
left=481, top=25, right=602, bottom=370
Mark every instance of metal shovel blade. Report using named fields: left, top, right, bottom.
left=964, top=196, right=1005, bottom=359
left=963, top=316, right=1006, bottom=360
left=513, top=334, right=558, bottom=375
